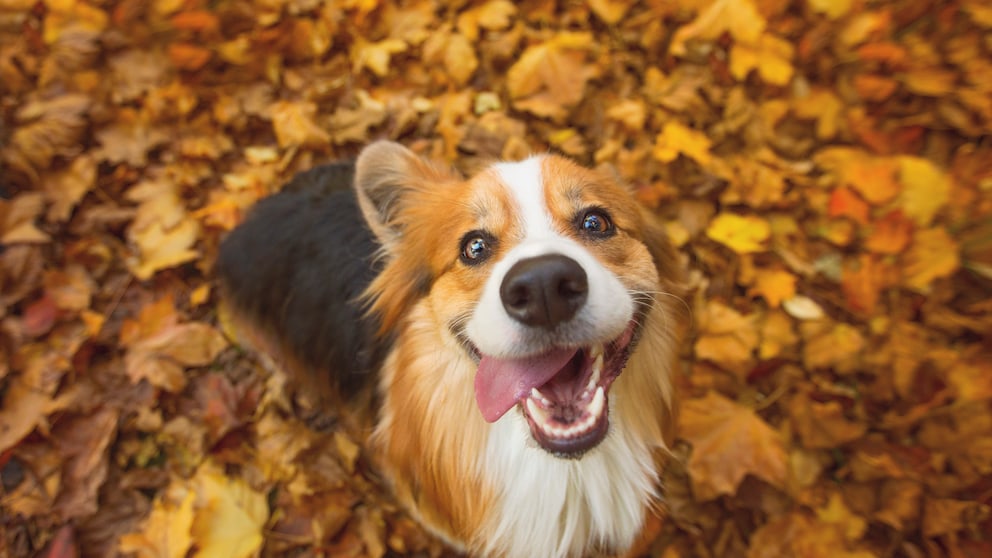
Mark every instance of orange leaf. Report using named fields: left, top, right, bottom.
left=506, top=32, right=598, bottom=122
left=828, top=187, right=869, bottom=225
left=680, top=391, right=789, bottom=500
left=168, top=42, right=212, bottom=71
left=865, top=210, right=912, bottom=254
left=170, top=10, right=219, bottom=33
left=748, top=269, right=797, bottom=308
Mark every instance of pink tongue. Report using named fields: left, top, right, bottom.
left=474, top=348, right=578, bottom=422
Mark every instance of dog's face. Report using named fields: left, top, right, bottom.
left=356, top=141, right=675, bottom=457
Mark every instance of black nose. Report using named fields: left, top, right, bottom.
left=500, top=254, right=588, bottom=328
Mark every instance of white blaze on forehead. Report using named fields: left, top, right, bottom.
left=491, top=156, right=556, bottom=240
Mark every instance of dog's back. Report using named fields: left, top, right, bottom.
left=215, top=162, right=387, bottom=402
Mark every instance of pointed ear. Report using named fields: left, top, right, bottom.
left=354, top=141, right=456, bottom=248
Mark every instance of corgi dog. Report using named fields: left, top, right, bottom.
left=215, top=141, right=684, bottom=557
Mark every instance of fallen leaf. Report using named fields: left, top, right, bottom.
left=189, top=463, right=268, bottom=557
left=670, top=0, right=766, bottom=57
left=269, top=100, right=332, bottom=149
left=730, top=34, right=794, bottom=85
left=903, top=227, right=960, bottom=291
left=506, top=32, right=598, bottom=122
left=790, top=391, right=867, bottom=449
left=681, top=392, right=789, bottom=500
left=898, top=156, right=950, bottom=226
left=749, top=269, right=797, bottom=308
left=706, top=212, right=771, bottom=254
left=652, top=121, right=713, bottom=166
left=694, top=301, right=759, bottom=377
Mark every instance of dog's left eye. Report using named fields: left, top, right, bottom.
left=579, top=209, right=614, bottom=237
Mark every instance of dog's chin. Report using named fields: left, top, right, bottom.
left=517, top=321, right=637, bottom=458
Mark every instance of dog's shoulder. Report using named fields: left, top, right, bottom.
left=215, top=161, right=389, bottom=399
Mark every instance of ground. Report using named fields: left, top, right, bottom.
left=1, top=0, right=991, bottom=557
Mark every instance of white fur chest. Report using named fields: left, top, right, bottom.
left=478, top=400, right=659, bottom=558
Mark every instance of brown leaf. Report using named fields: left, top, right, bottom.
left=680, top=391, right=789, bottom=500
left=53, top=408, right=118, bottom=521
left=789, top=391, right=867, bottom=449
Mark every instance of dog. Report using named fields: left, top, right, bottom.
left=215, top=141, right=685, bottom=557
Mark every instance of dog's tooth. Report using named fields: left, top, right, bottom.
left=588, top=386, right=606, bottom=419
left=590, top=343, right=604, bottom=360
left=586, top=352, right=604, bottom=392
left=531, top=388, right=552, bottom=407
left=526, top=397, right=551, bottom=426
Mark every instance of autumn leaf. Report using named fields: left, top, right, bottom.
left=730, top=34, right=794, bottom=85
left=694, top=301, right=759, bottom=377
left=898, top=156, right=950, bottom=226
left=706, top=212, right=771, bottom=253
left=350, top=37, right=408, bottom=77
left=506, top=32, right=599, bottom=122
left=122, top=295, right=227, bottom=392
left=680, top=391, right=789, bottom=500
left=748, top=269, right=797, bottom=308
left=652, top=121, right=713, bottom=166
left=269, top=100, right=332, bottom=149
left=670, top=0, right=765, bottom=57
left=789, top=391, right=867, bottom=449
left=903, top=227, right=960, bottom=291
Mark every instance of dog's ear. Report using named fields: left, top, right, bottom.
left=354, top=141, right=457, bottom=249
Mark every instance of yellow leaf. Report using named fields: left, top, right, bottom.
left=749, top=269, right=797, bottom=308
left=808, top=0, right=853, bottom=19
left=443, top=33, right=479, bottom=86
left=670, top=0, right=766, bottom=56
left=817, top=492, right=867, bottom=541
left=190, top=464, right=268, bottom=558
left=269, top=100, right=331, bottom=149
left=706, top=212, right=771, bottom=253
left=350, top=37, right=407, bottom=77
left=119, top=484, right=195, bottom=558
left=506, top=32, right=598, bottom=122
left=903, top=227, right=960, bottom=291
left=652, top=121, right=712, bottom=165
left=587, top=0, right=632, bottom=24
left=898, top=156, right=950, bottom=226
left=730, top=34, right=794, bottom=85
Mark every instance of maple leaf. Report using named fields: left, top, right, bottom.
left=903, top=227, right=960, bottom=291
left=680, top=391, right=789, bottom=500
left=2, top=94, right=91, bottom=182
left=119, top=482, right=196, bottom=558
left=121, top=296, right=227, bottom=392
left=0, top=192, right=50, bottom=244
left=350, top=36, right=407, bottom=78
left=694, top=301, right=759, bottom=377
left=670, top=0, right=765, bottom=57
left=898, top=156, right=951, bottom=226
left=0, top=346, right=63, bottom=453
left=730, top=34, right=795, bottom=85
left=652, top=121, right=713, bottom=166
left=506, top=31, right=599, bottom=122
left=706, top=212, right=771, bottom=254
left=125, top=178, right=201, bottom=280
left=748, top=512, right=875, bottom=558
left=789, top=391, right=867, bottom=449
left=748, top=269, right=797, bottom=308
left=190, top=463, right=268, bottom=557
left=269, top=100, right=332, bottom=149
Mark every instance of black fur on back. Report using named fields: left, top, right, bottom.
left=215, top=161, right=389, bottom=398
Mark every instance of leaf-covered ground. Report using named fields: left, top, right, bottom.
left=2, top=0, right=991, bottom=556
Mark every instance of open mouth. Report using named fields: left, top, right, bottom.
left=472, top=320, right=639, bottom=457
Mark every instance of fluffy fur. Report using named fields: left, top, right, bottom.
left=216, top=141, right=684, bottom=557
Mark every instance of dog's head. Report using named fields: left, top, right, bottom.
left=356, top=141, right=680, bottom=457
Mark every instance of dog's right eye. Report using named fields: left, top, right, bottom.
left=460, top=232, right=493, bottom=265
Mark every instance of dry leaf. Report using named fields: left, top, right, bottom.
left=680, top=391, right=789, bottom=500
left=706, top=213, right=771, bottom=253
